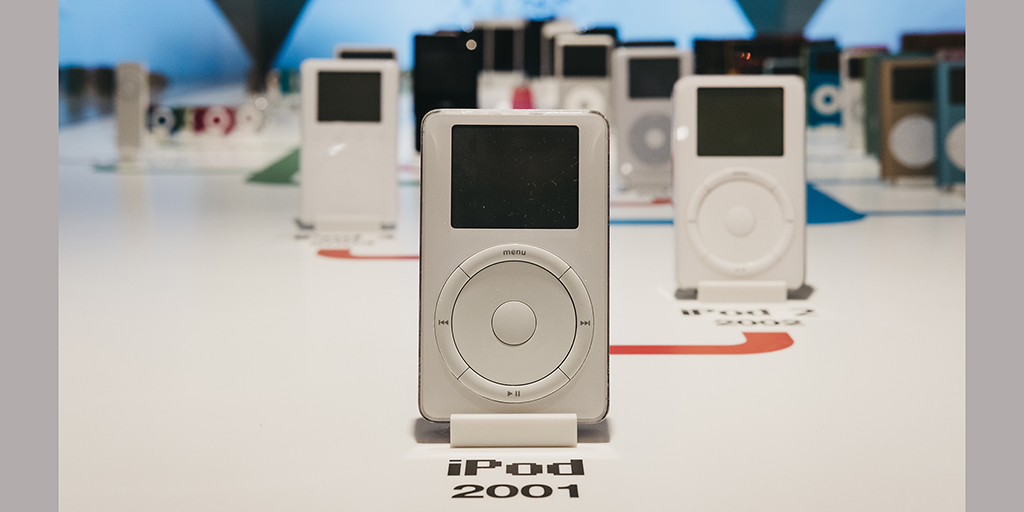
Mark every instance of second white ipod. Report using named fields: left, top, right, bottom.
left=299, top=58, right=399, bottom=230
left=672, top=75, right=806, bottom=290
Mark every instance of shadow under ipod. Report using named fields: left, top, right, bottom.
left=418, top=109, right=609, bottom=423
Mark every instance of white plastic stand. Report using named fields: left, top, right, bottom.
left=450, top=413, right=578, bottom=448
left=697, top=280, right=788, bottom=303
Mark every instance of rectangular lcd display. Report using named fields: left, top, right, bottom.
left=892, top=67, right=934, bottom=102
left=847, top=57, right=864, bottom=79
left=814, top=51, right=840, bottom=73
left=629, top=58, right=680, bottom=99
left=697, top=87, right=784, bottom=156
left=493, top=29, right=515, bottom=71
left=340, top=50, right=395, bottom=60
left=451, top=125, right=579, bottom=229
left=949, top=68, right=965, bottom=104
left=414, top=36, right=479, bottom=95
left=317, top=71, right=381, bottom=122
left=563, top=46, right=607, bottom=77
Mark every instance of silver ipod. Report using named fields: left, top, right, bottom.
left=611, top=45, right=692, bottom=193
left=418, top=109, right=609, bottom=423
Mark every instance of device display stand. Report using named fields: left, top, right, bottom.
left=449, top=413, right=578, bottom=448
left=697, top=280, right=788, bottom=303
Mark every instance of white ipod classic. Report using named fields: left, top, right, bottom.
left=299, top=58, right=399, bottom=231
left=555, top=34, right=614, bottom=117
left=475, top=19, right=527, bottom=109
left=612, top=45, right=692, bottom=193
left=672, top=75, right=806, bottom=290
left=418, top=109, right=609, bottom=423
left=115, top=62, right=149, bottom=162
left=541, top=20, right=577, bottom=76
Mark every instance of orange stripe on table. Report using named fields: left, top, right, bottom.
left=610, top=332, right=793, bottom=355
left=318, top=249, right=419, bottom=260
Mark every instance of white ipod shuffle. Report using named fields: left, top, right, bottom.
left=299, top=58, right=399, bottom=231
left=555, top=34, right=614, bottom=117
left=115, top=62, right=149, bottom=162
left=672, top=75, right=806, bottom=290
left=612, top=45, right=693, bottom=193
left=419, top=109, right=609, bottom=423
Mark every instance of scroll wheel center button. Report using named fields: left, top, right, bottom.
left=491, top=300, right=537, bottom=346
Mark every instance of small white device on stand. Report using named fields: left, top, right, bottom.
left=672, top=75, right=806, bottom=302
left=612, top=44, right=692, bottom=193
left=419, top=110, right=609, bottom=446
left=555, top=34, right=614, bottom=118
left=299, top=58, right=399, bottom=231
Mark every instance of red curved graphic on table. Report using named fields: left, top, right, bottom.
left=610, top=332, right=793, bottom=355
left=318, top=249, right=419, bottom=260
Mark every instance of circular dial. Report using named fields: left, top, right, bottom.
left=563, top=85, right=606, bottom=113
left=628, top=113, right=672, bottom=165
left=434, top=244, right=594, bottom=403
left=812, top=84, right=841, bottom=116
left=889, top=114, right=936, bottom=168
left=686, top=168, right=795, bottom=277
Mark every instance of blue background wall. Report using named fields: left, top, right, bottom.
left=58, top=0, right=965, bottom=84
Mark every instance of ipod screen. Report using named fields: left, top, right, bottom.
left=493, top=29, right=515, bottom=71
left=450, top=125, right=579, bottom=229
left=629, top=58, right=679, bottom=99
left=814, top=51, right=840, bottom=73
left=892, top=67, right=934, bottom=102
left=339, top=50, right=395, bottom=60
left=697, top=87, right=784, bottom=157
left=949, top=68, right=965, bottom=104
left=847, top=57, right=864, bottom=79
left=317, top=71, right=381, bottom=122
left=414, top=36, right=480, bottom=95
left=563, top=46, right=608, bottom=77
